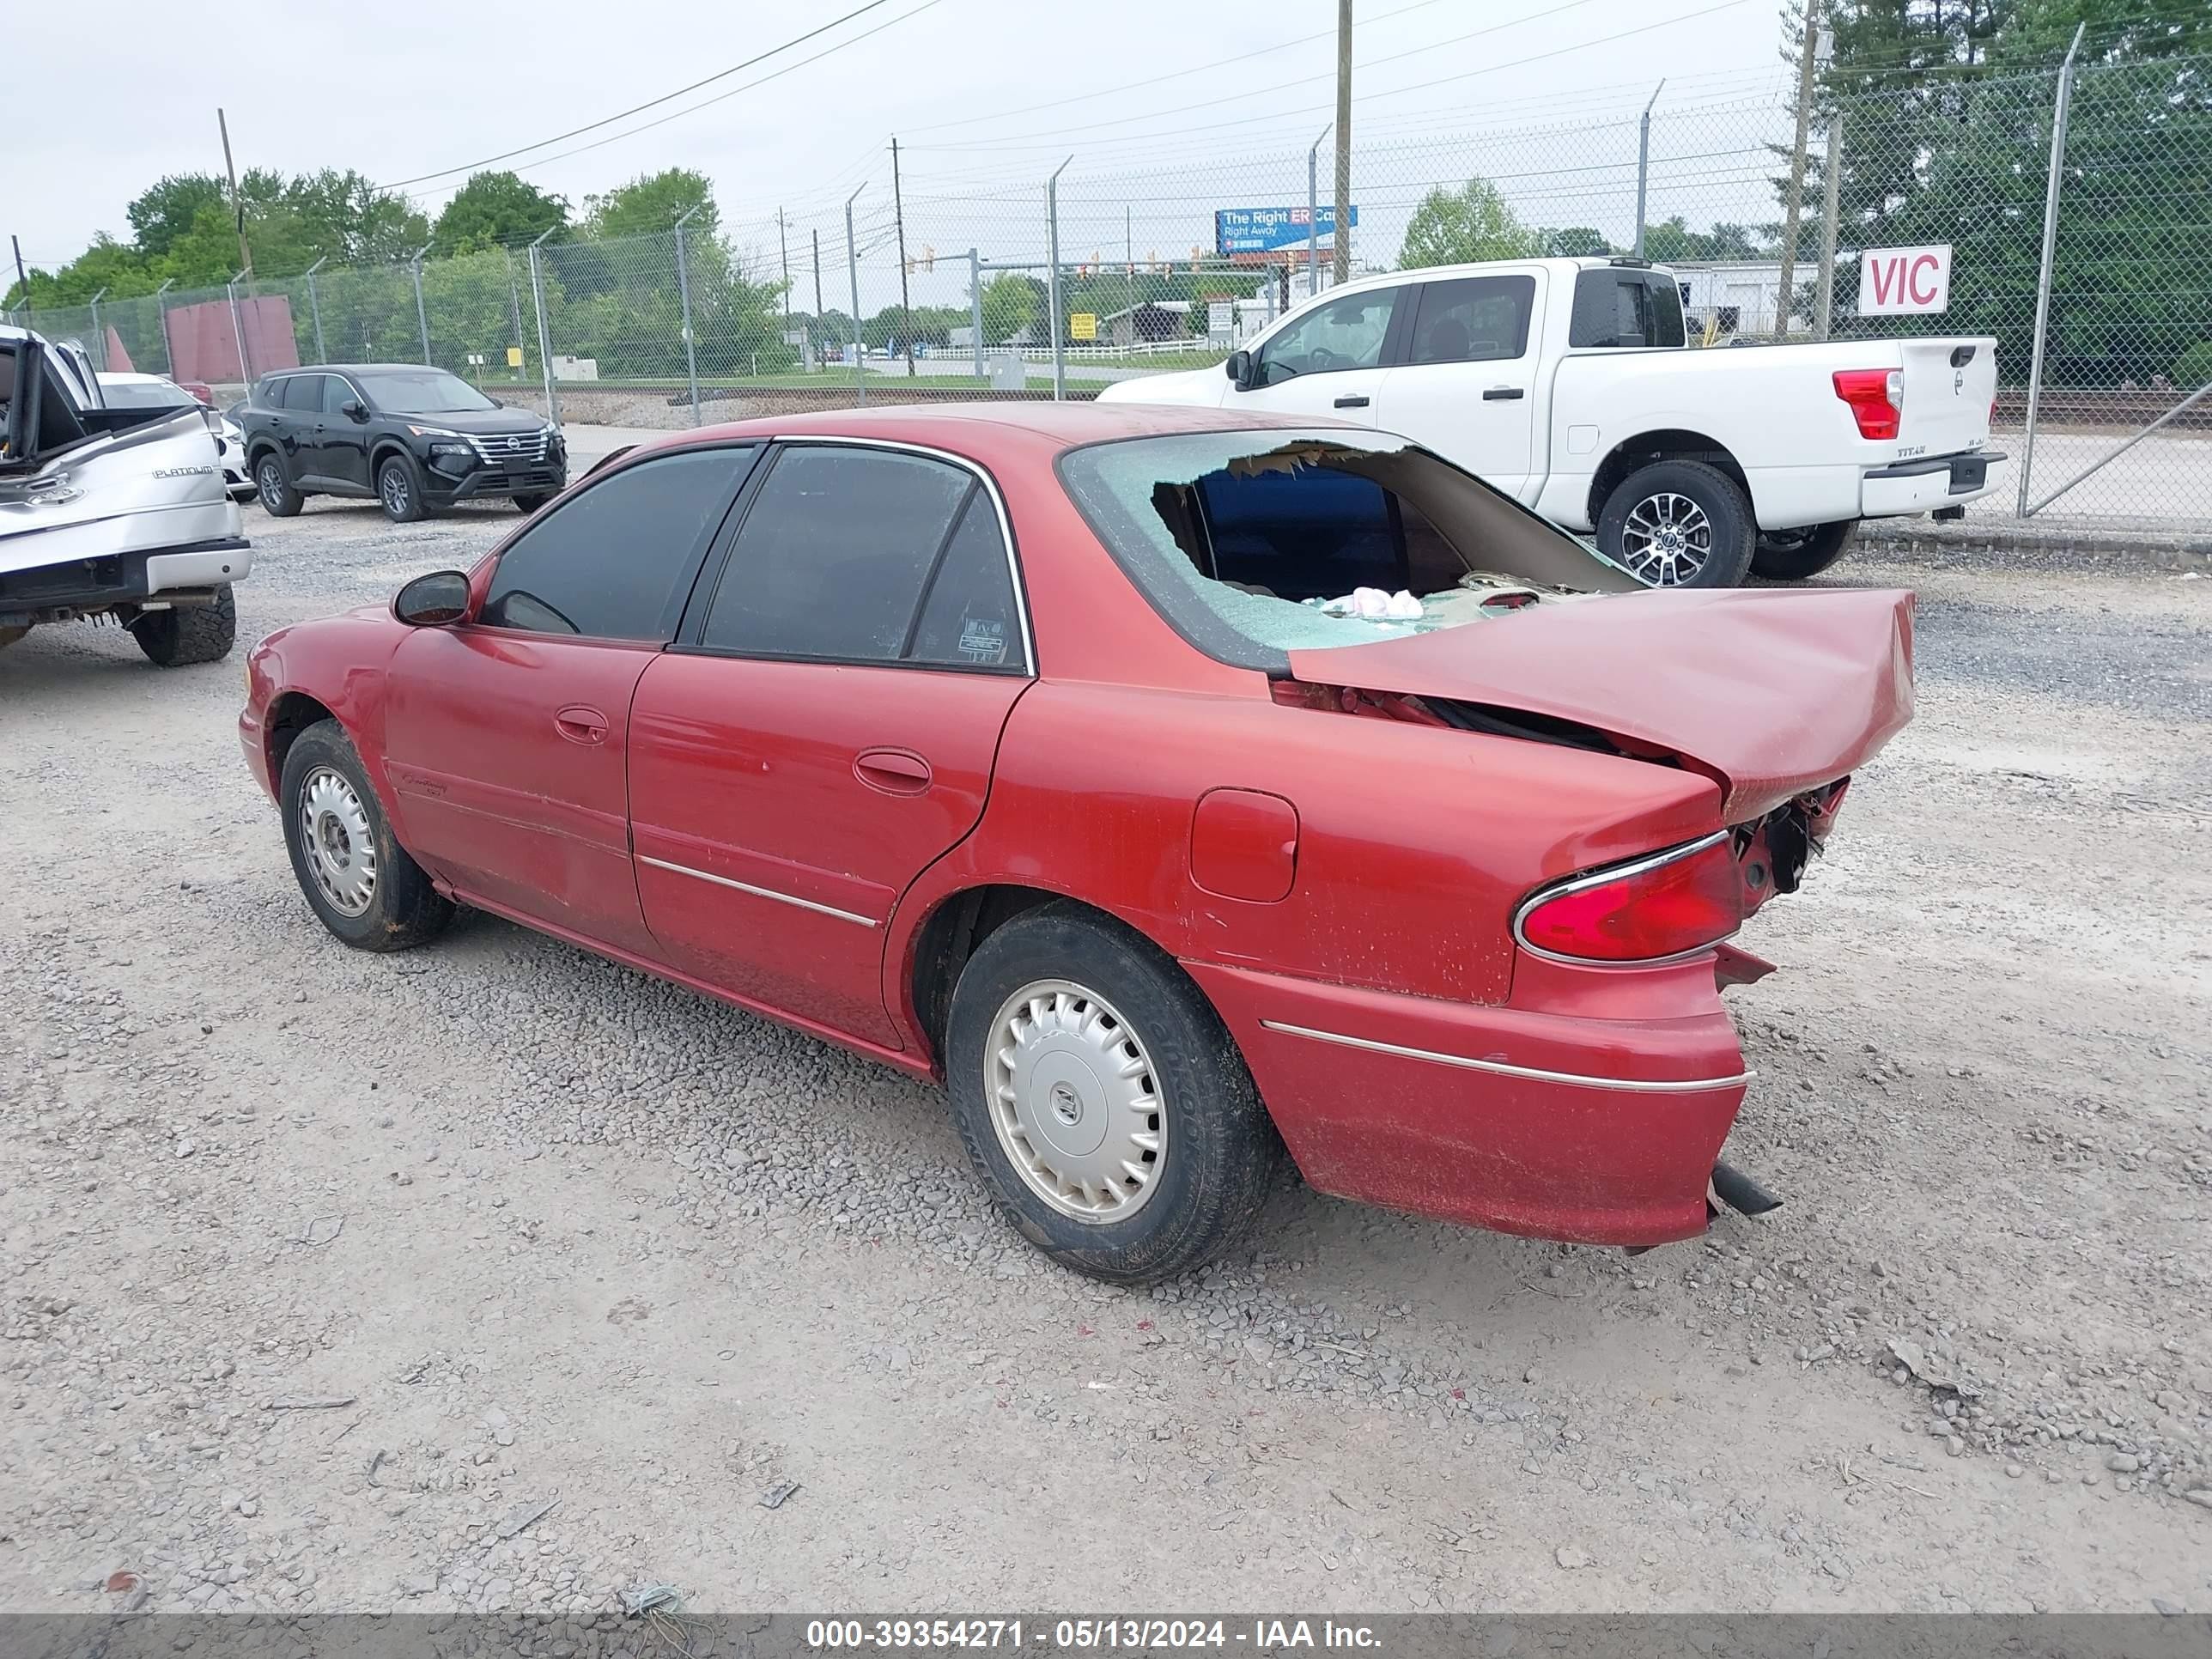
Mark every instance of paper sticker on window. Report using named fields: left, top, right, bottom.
left=957, top=617, right=1008, bottom=665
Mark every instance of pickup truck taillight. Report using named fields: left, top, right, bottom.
left=1833, top=368, right=1904, bottom=441
left=1514, top=833, right=1743, bottom=964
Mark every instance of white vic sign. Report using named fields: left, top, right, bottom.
left=1858, top=243, right=1953, bottom=315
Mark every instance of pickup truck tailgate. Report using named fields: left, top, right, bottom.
left=1895, top=337, right=1997, bottom=457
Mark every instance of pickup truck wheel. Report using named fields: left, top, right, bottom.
left=132, top=586, right=236, bottom=667
left=279, top=720, right=453, bottom=951
left=255, top=455, right=302, bottom=517
left=945, top=903, right=1279, bottom=1285
left=1752, top=520, right=1856, bottom=582
left=377, top=455, right=428, bottom=524
left=1599, top=459, right=1756, bottom=588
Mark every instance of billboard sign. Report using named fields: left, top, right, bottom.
left=1215, top=205, right=1359, bottom=256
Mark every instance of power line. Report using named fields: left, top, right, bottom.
left=378, top=0, right=908, bottom=191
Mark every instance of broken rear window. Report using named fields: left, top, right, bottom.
left=1055, top=429, right=1638, bottom=675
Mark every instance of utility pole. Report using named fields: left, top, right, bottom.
left=9, top=235, right=29, bottom=324
left=218, top=107, right=253, bottom=279
left=890, top=138, right=916, bottom=376
left=1776, top=0, right=1821, bottom=338
left=811, top=228, right=823, bottom=372
left=1333, top=0, right=1352, bottom=286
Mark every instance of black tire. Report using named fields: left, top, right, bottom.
left=1751, top=520, right=1857, bottom=582
left=278, top=719, right=453, bottom=951
left=945, top=902, right=1279, bottom=1285
left=254, top=453, right=302, bottom=517
left=132, top=586, right=237, bottom=667
left=513, top=492, right=552, bottom=514
left=1596, top=459, right=1757, bottom=589
left=376, top=454, right=428, bottom=524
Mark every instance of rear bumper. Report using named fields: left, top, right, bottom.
left=1185, top=959, right=1749, bottom=1246
left=0, top=535, right=252, bottom=626
left=1861, top=448, right=2002, bottom=516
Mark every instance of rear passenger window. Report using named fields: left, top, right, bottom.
left=1407, top=276, right=1534, bottom=364
left=1569, top=270, right=1686, bottom=349
left=281, top=375, right=325, bottom=411
left=482, top=447, right=750, bottom=641
left=700, top=446, right=1023, bottom=670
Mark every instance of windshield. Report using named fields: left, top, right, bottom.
left=356, top=368, right=497, bottom=415
left=1057, top=429, right=1642, bottom=674
left=100, top=378, right=194, bottom=410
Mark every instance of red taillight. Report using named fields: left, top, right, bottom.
left=1833, top=368, right=1903, bottom=441
left=1516, top=834, right=1744, bottom=964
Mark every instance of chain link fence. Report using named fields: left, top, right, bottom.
left=12, top=48, right=2206, bottom=536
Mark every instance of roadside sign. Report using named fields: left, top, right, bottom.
left=1215, top=205, right=1358, bottom=256
left=1069, top=312, right=1097, bottom=341
left=466, top=353, right=484, bottom=367
left=506, top=346, right=526, bottom=368
left=1206, top=300, right=1235, bottom=335
left=1858, top=244, right=1952, bottom=315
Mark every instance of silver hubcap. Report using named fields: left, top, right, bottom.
left=1620, top=491, right=1713, bottom=586
left=382, top=468, right=408, bottom=514
left=986, top=979, right=1165, bottom=1223
left=299, top=766, right=378, bottom=917
left=258, top=463, right=283, bottom=505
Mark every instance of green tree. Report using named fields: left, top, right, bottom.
left=127, top=175, right=228, bottom=260
left=582, top=168, right=717, bottom=239
left=433, top=172, right=569, bottom=254
left=980, top=272, right=1044, bottom=344
left=1398, top=179, right=1544, bottom=268
left=1544, top=226, right=1613, bottom=257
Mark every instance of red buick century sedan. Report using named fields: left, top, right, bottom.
left=240, top=404, right=1911, bottom=1283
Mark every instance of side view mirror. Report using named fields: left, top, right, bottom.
left=341, top=398, right=368, bottom=422
left=1224, top=349, right=1255, bottom=391
left=393, top=570, right=472, bottom=627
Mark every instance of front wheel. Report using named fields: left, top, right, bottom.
left=513, top=492, right=552, bottom=514
left=1597, top=459, right=1756, bottom=588
left=132, top=586, right=236, bottom=667
left=1751, top=520, right=1856, bottom=582
left=945, top=903, right=1279, bottom=1285
left=278, top=720, right=453, bottom=951
left=377, top=455, right=428, bottom=524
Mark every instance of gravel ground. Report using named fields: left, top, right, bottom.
left=3, top=453, right=2208, bottom=1618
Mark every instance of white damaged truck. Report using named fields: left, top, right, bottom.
left=2, top=324, right=249, bottom=665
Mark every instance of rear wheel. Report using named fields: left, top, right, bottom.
left=255, top=454, right=302, bottom=517
left=377, top=455, right=428, bottom=524
left=1751, top=520, right=1856, bottom=582
left=278, top=720, right=453, bottom=951
left=132, top=586, right=236, bottom=667
left=1598, top=459, right=1756, bottom=589
left=945, top=903, right=1279, bottom=1285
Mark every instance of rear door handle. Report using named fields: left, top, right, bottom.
left=554, top=704, right=609, bottom=744
left=1482, top=386, right=1525, bottom=401
left=855, top=748, right=932, bottom=795
left=1333, top=394, right=1370, bottom=409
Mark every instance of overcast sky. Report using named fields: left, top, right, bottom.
left=15, top=0, right=1796, bottom=292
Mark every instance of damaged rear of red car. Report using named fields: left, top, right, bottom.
left=1036, top=423, right=1914, bottom=1249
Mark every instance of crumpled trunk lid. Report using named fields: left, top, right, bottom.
left=1286, top=586, right=1914, bottom=821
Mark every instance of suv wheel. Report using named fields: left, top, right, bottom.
left=279, top=720, right=453, bottom=951
left=255, top=454, right=302, bottom=517
left=377, top=455, right=428, bottom=524
left=1597, top=459, right=1756, bottom=588
left=132, top=586, right=237, bottom=667
left=513, top=492, right=552, bottom=514
left=945, top=902, right=1279, bottom=1285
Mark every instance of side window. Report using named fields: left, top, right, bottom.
left=482, top=447, right=749, bottom=641
left=282, top=375, right=325, bottom=412
left=1255, top=289, right=1399, bottom=386
left=321, top=376, right=357, bottom=415
left=1570, top=271, right=1687, bottom=349
left=699, top=446, right=1009, bottom=666
left=1407, top=276, right=1535, bottom=365
left=907, top=493, right=1020, bottom=668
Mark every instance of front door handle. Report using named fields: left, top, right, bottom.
left=855, top=748, right=932, bottom=796
left=1333, top=394, right=1370, bottom=409
left=554, top=704, right=609, bottom=745
left=1482, top=386, right=1526, bottom=401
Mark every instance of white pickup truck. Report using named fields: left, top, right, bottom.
left=1098, top=257, right=2000, bottom=586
